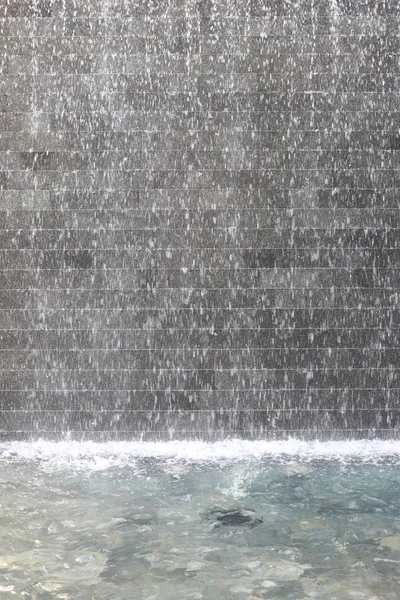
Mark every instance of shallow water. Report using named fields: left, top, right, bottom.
left=1, top=441, right=400, bottom=599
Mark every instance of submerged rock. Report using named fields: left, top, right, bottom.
left=105, top=510, right=158, bottom=528
left=283, top=464, right=313, bottom=478
left=380, top=535, right=400, bottom=550
left=301, top=576, right=377, bottom=599
left=261, top=559, right=306, bottom=581
left=260, top=580, right=277, bottom=588
left=39, top=581, right=63, bottom=593
left=201, top=508, right=263, bottom=528
left=185, top=561, right=205, bottom=574
left=296, top=516, right=327, bottom=530
left=230, top=584, right=253, bottom=594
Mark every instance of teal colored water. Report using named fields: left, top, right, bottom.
left=0, top=441, right=399, bottom=599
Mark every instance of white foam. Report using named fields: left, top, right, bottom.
left=1, top=439, right=400, bottom=470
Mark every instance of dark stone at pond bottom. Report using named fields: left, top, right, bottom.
left=201, top=507, right=263, bottom=528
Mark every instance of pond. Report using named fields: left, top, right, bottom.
left=0, top=440, right=399, bottom=599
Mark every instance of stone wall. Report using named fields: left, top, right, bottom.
left=1, top=0, right=400, bottom=440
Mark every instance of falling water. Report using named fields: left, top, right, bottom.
left=1, top=0, right=399, bottom=442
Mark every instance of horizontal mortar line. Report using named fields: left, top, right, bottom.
left=2, top=388, right=399, bottom=392
left=1, top=327, right=396, bottom=332
left=36, top=94, right=400, bottom=99
left=23, top=106, right=400, bottom=111
left=3, top=281, right=400, bottom=284
left=2, top=226, right=399, bottom=230
left=0, top=192, right=398, bottom=198
left=13, top=57, right=400, bottom=63
left=8, top=34, right=400, bottom=41
left=3, top=122, right=400, bottom=127
left=107, top=90, right=400, bottom=94
left=1, top=174, right=397, bottom=179
left=0, top=339, right=399, bottom=343
left=2, top=173, right=400, bottom=179
left=5, top=187, right=393, bottom=191
left=0, top=308, right=400, bottom=312
left=6, top=119, right=400, bottom=124
left=1, top=367, right=399, bottom=371
left=0, top=240, right=400, bottom=245
left=4, top=167, right=400, bottom=172
left=17, top=203, right=399, bottom=210
left=1, top=346, right=400, bottom=354
left=4, top=267, right=400, bottom=271
left=0, top=327, right=399, bottom=332
left=3, top=247, right=400, bottom=251
left=1, top=183, right=399, bottom=189
left=0, top=288, right=398, bottom=293
left=0, top=286, right=399, bottom=291
left=0, top=307, right=397, bottom=312
left=1, top=387, right=395, bottom=392
left=4, top=268, right=400, bottom=273
left=0, top=310, right=395, bottom=315
left=2, top=248, right=395, bottom=253
left=1, top=244, right=400, bottom=249
left=3, top=145, right=394, bottom=150
left=1, top=208, right=400, bottom=212
left=3, top=432, right=394, bottom=437
left=2, top=409, right=393, bottom=414
left=7, top=162, right=400, bottom=166
left=0, top=204, right=399, bottom=210
left=0, top=434, right=381, bottom=439
left=0, top=388, right=394, bottom=394
left=3, top=198, right=399, bottom=205
left=2, top=433, right=396, bottom=438
left=2, top=227, right=399, bottom=232
left=1, top=409, right=395, bottom=413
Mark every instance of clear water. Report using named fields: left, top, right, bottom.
left=1, top=441, right=400, bottom=600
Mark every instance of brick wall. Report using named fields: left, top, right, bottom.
left=1, top=0, right=400, bottom=440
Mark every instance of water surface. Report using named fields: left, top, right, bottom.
left=0, top=440, right=399, bottom=599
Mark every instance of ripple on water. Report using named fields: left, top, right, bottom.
left=0, top=441, right=399, bottom=598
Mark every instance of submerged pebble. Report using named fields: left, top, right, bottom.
left=380, top=536, right=400, bottom=550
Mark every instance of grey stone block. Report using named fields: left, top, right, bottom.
left=0, top=0, right=52, bottom=18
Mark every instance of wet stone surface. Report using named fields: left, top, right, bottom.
left=1, top=0, right=400, bottom=439
left=0, top=449, right=399, bottom=599
left=201, top=507, right=263, bottom=528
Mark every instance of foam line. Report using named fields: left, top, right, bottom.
left=1, top=439, right=400, bottom=470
